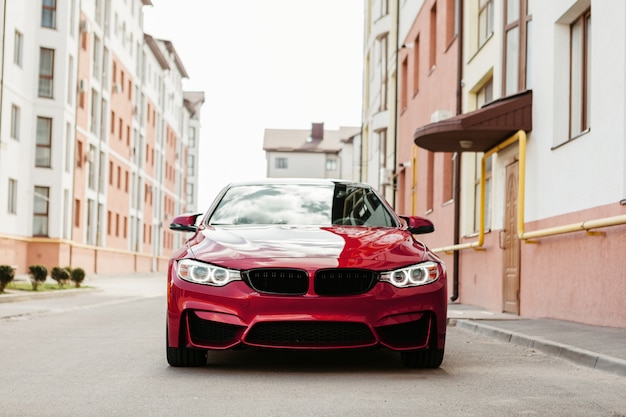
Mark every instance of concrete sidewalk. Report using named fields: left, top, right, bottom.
left=449, top=303, right=626, bottom=377
left=1, top=273, right=624, bottom=377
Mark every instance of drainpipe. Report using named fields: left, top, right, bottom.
left=450, top=0, right=464, bottom=302
left=392, top=0, right=400, bottom=208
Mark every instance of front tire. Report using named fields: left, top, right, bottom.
left=400, top=348, right=444, bottom=369
left=166, top=323, right=207, bottom=367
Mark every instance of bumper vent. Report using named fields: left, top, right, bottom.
left=245, top=269, right=309, bottom=295
left=376, top=314, right=431, bottom=348
left=188, top=312, right=243, bottom=347
left=245, top=321, right=375, bottom=347
left=314, top=269, right=377, bottom=296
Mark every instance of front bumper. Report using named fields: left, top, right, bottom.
left=167, top=269, right=447, bottom=352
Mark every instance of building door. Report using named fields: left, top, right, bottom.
left=503, top=160, right=521, bottom=314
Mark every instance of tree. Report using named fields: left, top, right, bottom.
left=51, top=266, right=70, bottom=288
left=0, top=265, right=15, bottom=293
left=70, top=268, right=86, bottom=288
left=28, top=265, right=48, bottom=291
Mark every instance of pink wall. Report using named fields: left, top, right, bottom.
left=397, top=0, right=460, bottom=288
left=457, top=233, right=505, bottom=312
left=4, top=240, right=169, bottom=277
left=456, top=203, right=626, bottom=328
left=520, top=204, right=626, bottom=327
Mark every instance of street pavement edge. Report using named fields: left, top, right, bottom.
left=454, top=319, right=626, bottom=378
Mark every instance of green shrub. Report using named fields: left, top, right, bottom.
left=28, top=265, right=48, bottom=291
left=70, top=268, right=86, bottom=288
left=0, top=265, right=16, bottom=293
left=51, top=266, right=71, bottom=288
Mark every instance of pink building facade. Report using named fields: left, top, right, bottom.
left=396, top=0, right=626, bottom=328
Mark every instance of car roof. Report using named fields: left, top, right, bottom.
left=224, top=178, right=373, bottom=189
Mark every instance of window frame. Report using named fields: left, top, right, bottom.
left=275, top=157, right=288, bottom=169
left=41, top=0, right=57, bottom=29
left=478, top=0, right=494, bottom=48
left=502, top=0, right=532, bottom=95
left=569, top=9, right=591, bottom=139
left=35, top=116, right=53, bottom=168
left=33, top=186, right=50, bottom=237
left=14, top=30, right=23, bottom=67
left=8, top=178, right=18, bottom=214
left=10, top=104, right=20, bottom=140
left=378, top=34, right=388, bottom=112
left=38, top=47, right=55, bottom=98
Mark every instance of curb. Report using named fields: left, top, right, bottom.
left=0, top=287, right=99, bottom=303
left=454, top=319, right=626, bottom=378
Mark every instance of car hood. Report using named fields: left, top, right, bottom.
left=187, top=225, right=430, bottom=270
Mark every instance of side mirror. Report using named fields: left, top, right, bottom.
left=400, top=216, right=435, bottom=234
left=169, top=213, right=202, bottom=232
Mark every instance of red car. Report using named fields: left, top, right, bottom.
left=167, top=179, right=447, bottom=368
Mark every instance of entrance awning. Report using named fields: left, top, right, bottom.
left=413, top=90, right=533, bottom=153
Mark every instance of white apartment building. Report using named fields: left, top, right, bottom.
left=0, top=0, right=203, bottom=275
left=263, top=123, right=360, bottom=180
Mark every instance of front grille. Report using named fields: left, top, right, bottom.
left=376, top=314, right=431, bottom=348
left=188, top=312, right=243, bottom=346
left=245, top=269, right=308, bottom=295
left=314, top=269, right=377, bottom=296
left=245, top=321, right=375, bottom=347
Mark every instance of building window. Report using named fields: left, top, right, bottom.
left=476, top=78, right=494, bottom=108
left=326, top=159, right=337, bottom=171
left=446, top=0, right=459, bottom=46
left=8, top=179, right=18, bottom=214
left=74, top=198, right=81, bottom=227
left=186, top=183, right=194, bottom=205
left=503, top=0, right=532, bottom=95
left=378, top=34, right=388, bottom=111
left=38, top=48, right=55, bottom=98
left=380, top=0, right=389, bottom=18
left=570, top=9, right=591, bottom=138
left=187, top=154, right=195, bottom=176
left=65, top=122, right=72, bottom=172
left=76, top=140, right=83, bottom=168
left=478, top=0, right=494, bottom=47
left=412, top=35, right=420, bottom=96
left=378, top=129, right=388, bottom=169
left=41, top=0, right=57, bottom=29
left=87, top=145, right=96, bottom=190
left=14, top=30, right=23, bottom=67
left=67, top=56, right=74, bottom=105
left=401, top=57, right=408, bottom=111
left=429, top=3, right=437, bottom=70
left=189, top=126, right=196, bottom=147
left=10, top=105, right=20, bottom=140
left=33, top=186, right=50, bottom=236
left=442, top=153, right=454, bottom=202
left=426, top=152, right=434, bottom=212
left=275, top=157, right=288, bottom=169
left=92, top=35, right=102, bottom=81
left=86, top=199, right=96, bottom=244
left=36, top=117, right=53, bottom=168
left=473, top=154, right=492, bottom=233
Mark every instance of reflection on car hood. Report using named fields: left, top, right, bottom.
left=189, top=225, right=428, bottom=270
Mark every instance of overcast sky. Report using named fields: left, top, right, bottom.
left=143, top=0, right=365, bottom=210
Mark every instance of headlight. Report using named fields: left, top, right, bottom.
left=379, top=261, right=439, bottom=288
left=176, top=259, right=241, bottom=286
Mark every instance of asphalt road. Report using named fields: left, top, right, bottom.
left=1, top=277, right=625, bottom=417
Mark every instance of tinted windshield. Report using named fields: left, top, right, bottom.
left=207, top=183, right=398, bottom=227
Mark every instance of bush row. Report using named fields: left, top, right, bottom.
left=0, top=264, right=86, bottom=293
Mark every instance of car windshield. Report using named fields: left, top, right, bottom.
left=207, top=183, right=398, bottom=227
